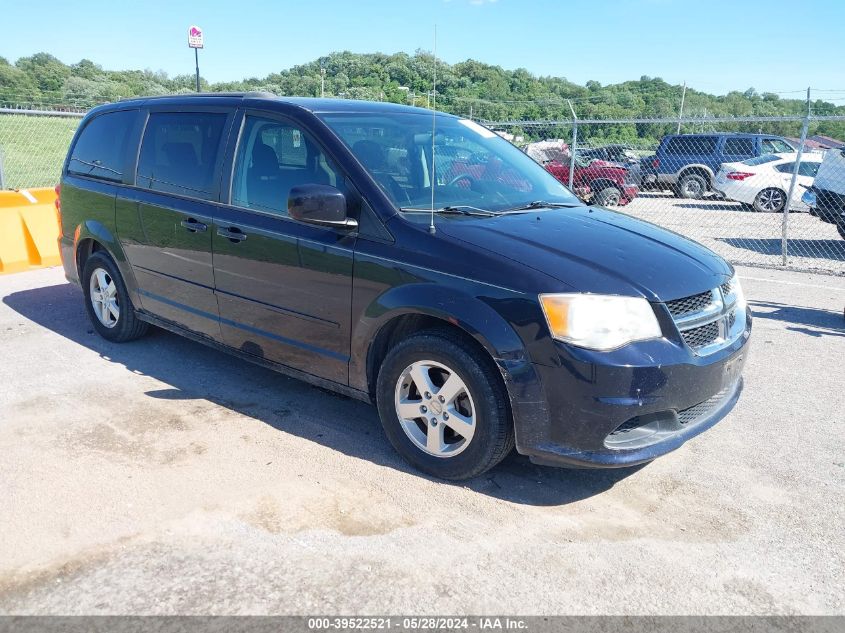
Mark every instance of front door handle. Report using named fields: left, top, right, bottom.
left=180, top=218, right=208, bottom=233
left=217, top=226, right=248, bottom=243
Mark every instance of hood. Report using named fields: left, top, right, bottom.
left=436, top=206, right=732, bottom=301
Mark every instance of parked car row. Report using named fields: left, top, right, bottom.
left=523, top=140, right=639, bottom=206
left=640, top=133, right=797, bottom=199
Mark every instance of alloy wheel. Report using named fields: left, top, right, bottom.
left=394, top=360, right=476, bottom=458
left=758, top=189, right=785, bottom=212
left=89, top=267, right=120, bottom=328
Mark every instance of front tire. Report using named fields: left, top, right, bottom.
left=594, top=186, right=622, bottom=207
left=82, top=251, right=149, bottom=343
left=376, top=330, right=514, bottom=480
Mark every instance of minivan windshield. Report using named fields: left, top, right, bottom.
left=319, top=112, right=581, bottom=213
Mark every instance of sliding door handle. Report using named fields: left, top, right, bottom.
left=180, top=218, right=208, bottom=232
left=217, top=226, right=248, bottom=242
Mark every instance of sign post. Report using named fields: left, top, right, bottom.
left=188, top=25, right=204, bottom=92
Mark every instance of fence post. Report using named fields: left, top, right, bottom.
left=0, top=147, right=5, bottom=190
left=782, top=87, right=811, bottom=266
left=567, top=100, right=577, bottom=190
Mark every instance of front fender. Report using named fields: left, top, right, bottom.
left=349, top=281, right=549, bottom=451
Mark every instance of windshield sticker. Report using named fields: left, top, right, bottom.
left=458, top=119, right=496, bottom=139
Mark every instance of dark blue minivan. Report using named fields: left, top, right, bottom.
left=57, top=94, right=751, bottom=480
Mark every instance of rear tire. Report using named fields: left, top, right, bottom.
left=678, top=173, right=709, bottom=199
left=753, top=187, right=786, bottom=213
left=376, top=330, right=514, bottom=480
left=82, top=251, right=149, bottom=343
left=594, top=186, right=622, bottom=207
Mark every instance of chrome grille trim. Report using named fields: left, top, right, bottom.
left=665, top=277, right=745, bottom=356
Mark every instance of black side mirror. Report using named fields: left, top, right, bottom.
left=288, top=184, right=357, bottom=229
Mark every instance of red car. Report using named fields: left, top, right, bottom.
left=525, top=141, right=639, bottom=207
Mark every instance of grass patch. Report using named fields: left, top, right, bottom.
left=0, top=115, right=81, bottom=189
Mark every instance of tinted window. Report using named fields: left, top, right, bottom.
left=68, top=110, right=137, bottom=182
left=798, top=161, right=820, bottom=177
left=136, top=112, right=227, bottom=201
left=762, top=138, right=794, bottom=153
left=776, top=161, right=821, bottom=177
left=742, top=154, right=781, bottom=166
left=231, top=115, right=343, bottom=217
left=723, top=138, right=754, bottom=156
left=665, top=136, right=717, bottom=155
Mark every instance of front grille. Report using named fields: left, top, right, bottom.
left=678, top=387, right=731, bottom=425
left=666, top=291, right=713, bottom=317
left=681, top=321, right=720, bottom=349
left=665, top=277, right=744, bottom=355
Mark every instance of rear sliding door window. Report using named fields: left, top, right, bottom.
left=136, top=112, right=228, bottom=201
left=67, top=110, right=137, bottom=182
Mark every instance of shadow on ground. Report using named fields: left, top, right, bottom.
left=3, top=282, right=643, bottom=507
left=718, top=237, right=845, bottom=261
left=749, top=300, right=845, bottom=338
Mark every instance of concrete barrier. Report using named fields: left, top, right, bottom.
left=0, top=187, right=61, bottom=274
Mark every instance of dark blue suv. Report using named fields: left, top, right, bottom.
left=644, top=133, right=795, bottom=199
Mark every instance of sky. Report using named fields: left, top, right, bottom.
left=2, top=0, right=844, bottom=98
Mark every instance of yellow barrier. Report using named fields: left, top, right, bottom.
left=0, top=188, right=62, bottom=274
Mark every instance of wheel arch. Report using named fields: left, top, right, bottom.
left=73, top=220, right=141, bottom=307
left=678, top=164, right=714, bottom=184
left=349, top=283, right=534, bottom=401
left=588, top=178, right=622, bottom=194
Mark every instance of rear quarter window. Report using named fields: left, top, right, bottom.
left=723, top=138, right=755, bottom=156
left=665, top=136, right=717, bottom=155
left=67, top=110, right=138, bottom=182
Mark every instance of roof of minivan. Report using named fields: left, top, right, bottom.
left=96, top=92, right=452, bottom=117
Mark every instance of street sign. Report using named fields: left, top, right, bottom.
left=188, top=25, right=204, bottom=49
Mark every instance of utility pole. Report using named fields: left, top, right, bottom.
left=677, top=81, right=686, bottom=134
left=782, top=87, right=812, bottom=265
left=566, top=99, right=578, bottom=191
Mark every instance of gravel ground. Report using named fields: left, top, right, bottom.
left=622, top=192, right=845, bottom=275
left=0, top=266, right=843, bottom=615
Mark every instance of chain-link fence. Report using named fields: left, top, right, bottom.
left=0, top=107, right=83, bottom=190
left=484, top=113, right=845, bottom=275
left=1, top=103, right=844, bottom=275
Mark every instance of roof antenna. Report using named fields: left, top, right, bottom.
left=429, top=24, right=438, bottom=235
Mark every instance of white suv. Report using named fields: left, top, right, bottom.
left=803, top=147, right=845, bottom=240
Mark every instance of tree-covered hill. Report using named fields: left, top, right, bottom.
left=2, top=50, right=843, bottom=143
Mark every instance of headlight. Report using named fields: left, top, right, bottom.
left=539, top=293, right=662, bottom=350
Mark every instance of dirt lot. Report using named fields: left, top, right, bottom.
left=622, top=192, right=845, bottom=275
left=0, top=266, right=843, bottom=615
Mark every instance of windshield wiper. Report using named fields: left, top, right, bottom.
left=399, top=205, right=496, bottom=217
left=501, top=200, right=582, bottom=212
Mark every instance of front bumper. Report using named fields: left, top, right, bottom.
left=619, top=184, right=639, bottom=205
left=511, top=312, right=751, bottom=468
